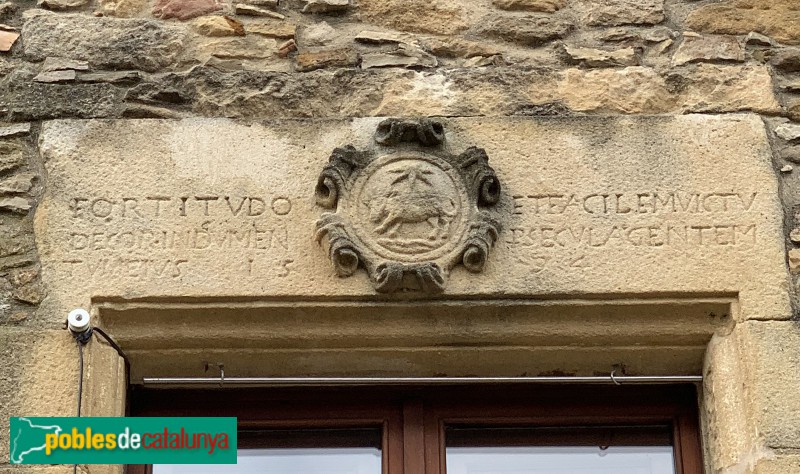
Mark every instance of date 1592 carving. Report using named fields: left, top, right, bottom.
left=314, top=118, right=502, bottom=293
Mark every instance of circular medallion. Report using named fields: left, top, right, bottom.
left=347, top=154, right=469, bottom=263
left=314, top=118, right=502, bottom=293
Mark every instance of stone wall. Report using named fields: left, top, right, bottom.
left=2, top=0, right=800, bottom=472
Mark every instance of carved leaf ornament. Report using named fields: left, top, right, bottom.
left=315, top=118, right=502, bottom=293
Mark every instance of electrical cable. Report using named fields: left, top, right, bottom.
left=76, top=339, right=84, bottom=417
left=74, top=337, right=84, bottom=474
left=92, top=326, right=131, bottom=388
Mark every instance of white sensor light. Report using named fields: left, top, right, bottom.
left=67, top=308, right=91, bottom=333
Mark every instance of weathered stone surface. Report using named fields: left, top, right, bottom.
left=782, top=146, right=800, bottom=164
left=9, top=267, right=38, bottom=287
left=3, top=80, right=124, bottom=120
left=0, top=142, right=25, bottom=172
left=0, top=173, right=35, bottom=194
left=41, top=57, right=89, bottom=72
left=124, top=73, right=195, bottom=106
left=752, top=456, right=800, bottom=474
left=0, top=123, right=31, bottom=138
left=492, top=0, right=565, bottom=13
left=479, top=14, right=574, bottom=47
left=298, top=21, right=335, bottom=46
left=301, top=0, right=348, bottom=14
left=789, top=100, right=800, bottom=123
left=676, top=64, right=780, bottom=114
left=575, top=0, right=664, bottom=26
left=358, top=0, right=468, bottom=35
left=33, top=69, right=76, bottom=83
left=361, top=45, right=436, bottom=69
left=192, top=15, right=245, bottom=36
left=563, top=45, right=638, bottom=67
left=554, top=67, right=673, bottom=113
left=686, top=0, right=800, bottom=46
left=775, top=123, right=800, bottom=142
left=277, top=39, right=296, bottom=57
left=76, top=70, right=141, bottom=84
left=0, top=29, right=18, bottom=52
left=37, top=0, right=87, bottom=10
left=463, top=55, right=504, bottom=67
left=545, top=64, right=779, bottom=114
left=792, top=250, right=800, bottom=273
left=0, top=1, right=15, bottom=16
left=671, top=35, right=744, bottom=66
left=245, top=0, right=277, bottom=6
left=22, top=11, right=187, bottom=72
left=733, top=322, right=800, bottom=448
left=771, top=49, right=800, bottom=73
left=427, top=37, right=500, bottom=58
left=122, top=103, right=183, bottom=118
left=153, top=0, right=222, bottom=20
left=355, top=30, right=408, bottom=45
left=0, top=56, right=13, bottom=76
left=745, top=32, right=773, bottom=47
left=234, top=3, right=284, bottom=18
left=98, top=0, right=148, bottom=17
left=202, top=35, right=278, bottom=59
left=0, top=196, right=31, bottom=213
left=643, top=27, right=673, bottom=43
left=599, top=28, right=640, bottom=42
left=247, top=20, right=295, bottom=39
left=296, top=47, right=359, bottom=71
left=36, top=115, right=789, bottom=322
left=782, top=80, right=800, bottom=94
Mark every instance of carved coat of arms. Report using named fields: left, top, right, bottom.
left=315, top=118, right=502, bottom=293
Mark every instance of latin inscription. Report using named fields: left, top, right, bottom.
left=511, top=192, right=758, bottom=216
left=62, top=195, right=295, bottom=280
left=508, top=191, right=761, bottom=273
left=69, top=195, right=292, bottom=220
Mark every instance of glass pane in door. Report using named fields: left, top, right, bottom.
left=446, top=426, right=675, bottom=474
left=153, top=427, right=382, bottom=474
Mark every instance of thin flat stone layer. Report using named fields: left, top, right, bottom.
left=36, top=115, right=788, bottom=321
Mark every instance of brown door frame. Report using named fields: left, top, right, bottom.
left=128, top=384, right=702, bottom=474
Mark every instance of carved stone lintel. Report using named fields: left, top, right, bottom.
left=315, top=118, right=502, bottom=293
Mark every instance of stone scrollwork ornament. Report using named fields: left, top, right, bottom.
left=314, top=118, right=502, bottom=293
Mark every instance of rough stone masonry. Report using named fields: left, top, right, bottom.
left=2, top=0, right=800, bottom=472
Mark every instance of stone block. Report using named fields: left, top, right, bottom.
left=2, top=80, right=124, bottom=121
left=671, top=34, right=744, bottom=66
left=575, top=0, right=664, bottom=27
left=295, top=47, right=359, bottom=71
left=192, top=15, right=245, bottom=37
left=753, top=455, right=800, bottom=474
left=677, top=64, right=780, bottom=114
left=34, top=115, right=789, bottom=321
left=492, top=0, right=566, bottom=13
left=37, top=0, right=88, bottom=10
left=563, top=45, right=639, bottom=67
left=301, top=0, right=348, bottom=14
left=478, top=14, right=574, bottom=47
left=554, top=67, right=674, bottom=113
left=686, top=0, right=800, bottom=46
left=740, top=321, right=800, bottom=450
left=153, top=0, right=222, bottom=20
left=0, top=142, right=25, bottom=173
left=357, top=0, right=468, bottom=35
left=22, top=11, right=187, bottom=72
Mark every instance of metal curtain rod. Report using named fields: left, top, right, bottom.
left=141, top=374, right=703, bottom=387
